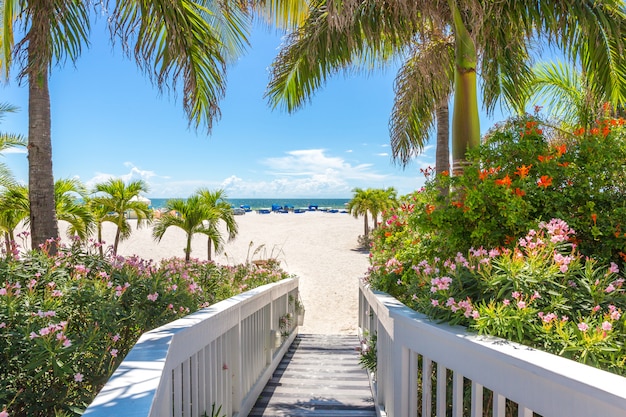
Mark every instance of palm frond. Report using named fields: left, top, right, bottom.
left=390, top=34, right=454, bottom=165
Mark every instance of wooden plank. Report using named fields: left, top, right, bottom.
left=249, top=334, right=376, bottom=417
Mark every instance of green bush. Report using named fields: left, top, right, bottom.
left=367, top=115, right=626, bottom=375
left=0, top=237, right=290, bottom=417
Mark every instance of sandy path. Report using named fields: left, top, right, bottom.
left=57, top=211, right=371, bottom=334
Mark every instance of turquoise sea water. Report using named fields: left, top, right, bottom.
left=149, top=198, right=350, bottom=210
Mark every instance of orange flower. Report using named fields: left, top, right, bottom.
left=451, top=201, right=464, bottom=208
left=591, top=127, right=600, bottom=135
left=555, top=144, right=567, bottom=156
left=515, top=164, right=532, bottom=178
left=591, top=213, right=597, bottom=226
left=557, top=162, right=570, bottom=167
left=537, top=175, right=553, bottom=188
left=536, top=128, right=543, bottom=135
left=574, top=127, right=586, bottom=136
left=537, top=155, right=554, bottom=163
left=602, top=126, right=610, bottom=137
left=479, top=170, right=489, bottom=180
left=514, top=188, right=526, bottom=197
left=495, top=175, right=512, bottom=188
left=425, top=204, right=435, bottom=215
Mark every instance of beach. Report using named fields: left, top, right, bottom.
left=56, top=211, right=371, bottom=334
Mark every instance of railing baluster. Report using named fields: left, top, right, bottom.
left=452, top=372, right=463, bottom=417
left=436, top=363, right=447, bottom=417
left=471, top=382, right=483, bottom=417
left=422, top=357, right=432, bottom=417
left=519, top=406, right=533, bottom=417
left=494, top=393, right=506, bottom=417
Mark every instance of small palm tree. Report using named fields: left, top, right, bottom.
left=152, top=195, right=212, bottom=262
left=370, top=188, right=398, bottom=230
left=196, top=188, right=238, bottom=261
left=347, top=188, right=377, bottom=236
left=84, top=196, right=117, bottom=257
left=54, top=178, right=93, bottom=241
left=0, top=186, right=29, bottom=253
left=92, top=179, right=152, bottom=256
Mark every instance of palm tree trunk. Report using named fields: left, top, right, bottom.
left=98, top=225, right=104, bottom=257
left=185, top=234, right=192, bottom=262
left=207, top=237, right=213, bottom=261
left=448, top=0, right=480, bottom=175
left=114, top=221, right=122, bottom=256
left=363, top=215, right=369, bottom=236
left=4, top=232, right=11, bottom=255
left=436, top=103, right=451, bottom=197
left=28, top=64, right=59, bottom=250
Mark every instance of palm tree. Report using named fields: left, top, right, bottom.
left=152, top=195, right=212, bottom=262
left=85, top=196, right=117, bottom=257
left=347, top=188, right=378, bottom=236
left=196, top=188, right=238, bottom=261
left=92, top=179, right=152, bottom=256
left=0, top=0, right=309, bottom=251
left=54, top=178, right=93, bottom=241
left=0, top=186, right=29, bottom=254
left=0, top=179, right=93, bottom=250
left=370, top=188, right=398, bottom=230
left=266, top=0, right=626, bottom=174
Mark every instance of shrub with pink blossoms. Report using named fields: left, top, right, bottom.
left=368, top=218, right=626, bottom=375
left=0, top=241, right=290, bottom=417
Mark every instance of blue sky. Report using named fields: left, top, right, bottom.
left=0, top=20, right=506, bottom=199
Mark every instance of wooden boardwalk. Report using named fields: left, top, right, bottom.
left=249, top=334, right=377, bottom=417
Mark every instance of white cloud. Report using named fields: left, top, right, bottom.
left=376, top=152, right=389, bottom=157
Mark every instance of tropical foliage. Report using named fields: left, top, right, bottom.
left=266, top=0, right=626, bottom=173
left=0, top=0, right=309, bottom=250
left=347, top=187, right=397, bottom=237
left=0, top=239, right=290, bottom=416
left=367, top=114, right=626, bottom=375
left=153, top=189, right=239, bottom=262
left=91, top=179, right=152, bottom=256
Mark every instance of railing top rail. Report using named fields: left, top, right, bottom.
left=84, top=277, right=298, bottom=416
left=359, top=281, right=626, bottom=416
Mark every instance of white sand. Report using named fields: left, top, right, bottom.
left=55, top=211, right=370, bottom=334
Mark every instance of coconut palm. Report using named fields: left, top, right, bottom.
left=370, top=188, right=398, bottom=230
left=0, top=0, right=309, bottom=251
left=152, top=195, right=213, bottom=262
left=92, top=179, right=152, bottom=256
left=196, top=188, right=238, bottom=261
left=266, top=0, right=626, bottom=174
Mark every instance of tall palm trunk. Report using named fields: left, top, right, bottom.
left=98, top=225, right=104, bottom=257
left=207, top=237, right=213, bottom=261
left=448, top=0, right=480, bottom=175
left=436, top=103, right=450, bottom=197
left=363, top=214, right=369, bottom=236
left=28, top=64, right=59, bottom=250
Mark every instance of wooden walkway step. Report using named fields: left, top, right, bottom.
left=248, top=334, right=376, bottom=417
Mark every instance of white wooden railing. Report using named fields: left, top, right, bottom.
left=84, top=278, right=300, bottom=417
left=359, top=280, right=626, bottom=417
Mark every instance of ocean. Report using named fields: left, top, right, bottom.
left=148, top=198, right=351, bottom=211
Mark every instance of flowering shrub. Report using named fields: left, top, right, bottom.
left=0, top=238, right=290, bottom=417
left=393, top=114, right=626, bottom=264
left=367, top=115, right=626, bottom=376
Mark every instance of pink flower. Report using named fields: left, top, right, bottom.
left=512, top=291, right=521, bottom=299
left=611, top=310, right=622, bottom=321
left=147, top=292, right=159, bottom=302
left=602, top=321, right=612, bottom=331
left=0, top=322, right=5, bottom=329
left=74, top=373, right=83, bottom=382
left=63, top=339, right=72, bottom=348
left=502, top=299, right=510, bottom=306
left=609, top=262, right=620, bottom=274
left=578, top=322, right=589, bottom=332
left=0, top=408, right=8, bottom=417
left=517, top=301, right=526, bottom=309
left=29, top=332, right=38, bottom=339
left=431, top=299, right=439, bottom=306
left=112, top=333, right=120, bottom=342
left=605, top=284, right=616, bottom=293
left=110, top=349, right=118, bottom=358
left=592, top=305, right=601, bottom=313
left=471, top=310, right=480, bottom=319
left=0, top=288, right=6, bottom=296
